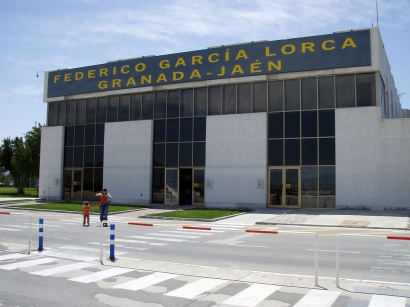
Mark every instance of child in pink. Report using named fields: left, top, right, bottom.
left=82, top=201, right=91, bottom=226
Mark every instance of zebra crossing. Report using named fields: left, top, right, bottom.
left=0, top=251, right=408, bottom=307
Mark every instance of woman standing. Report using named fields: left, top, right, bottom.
left=95, top=188, right=112, bottom=227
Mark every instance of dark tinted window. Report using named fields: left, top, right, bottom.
left=223, top=85, right=236, bottom=114
left=118, top=95, right=129, bottom=122
left=153, top=144, right=165, bottom=167
left=237, top=83, right=251, bottom=113
left=181, top=89, right=193, bottom=117
left=179, top=143, right=192, bottom=167
left=356, top=73, right=376, bottom=107
left=84, top=124, right=95, bottom=145
left=86, top=98, right=97, bottom=124
left=73, top=147, right=83, bottom=167
left=319, top=138, right=335, bottom=165
left=208, top=86, right=222, bottom=115
left=76, top=99, right=86, bottom=124
left=166, top=119, right=179, bottom=142
left=301, top=111, right=317, bottom=137
left=194, top=88, right=207, bottom=116
left=95, top=124, right=104, bottom=145
left=74, top=125, right=84, bottom=146
left=336, top=75, right=355, bottom=108
left=107, top=96, right=118, bottom=122
left=154, top=91, right=166, bottom=119
left=65, top=126, right=74, bottom=146
left=66, top=100, right=75, bottom=125
left=302, top=78, right=317, bottom=110
left=285, top=112, right=300, bottom=138
left=285, top=139, right=300, bottom=165
left=268, top=113, right=283, bottom=138
left=193, top=117, right=206, bottom=141
left=319, top=76, right=334, bottom=108
left=130, top=94, right=142, bottom=120
left=180, top=118, right=193, bottom=142
left=268, top=80, right=283, bottom=111
left=253, top=82, right=267, bottom=112
left=285, top=79, right=300, bottom=110
left=84, top=146, right=94, bottom=167
left=142, top=93, right=154, bottom=120
left=96, top=97, right=107, bottom=123
left=193, top=142, right=206, bottom=166
left=319, top=110, right=335, bottom=137
left=167, top=90, right=180, bottom=118
left=302, top=138, right=317, bottom=165
left=268, top=140, right=283, bottom=166
left=94, top=146, right=104, bottom=167
left=166, top=143, right=178, bottom=167
left=154, top=120, right=166, bottom=143
left=64, top=147, right=73, bottom=167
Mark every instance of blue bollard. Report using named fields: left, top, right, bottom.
left=109, top=224, right=116, bottom=261
left=38, top=218, right=44, bottom=251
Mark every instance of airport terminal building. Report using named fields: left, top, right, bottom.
left=39, top=27, right=410, bottom=210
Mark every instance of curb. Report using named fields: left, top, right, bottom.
left=256, top=221, right=410, bottom=231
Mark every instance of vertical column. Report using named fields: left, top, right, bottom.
left=38, top=218, right=44, bottom=251
left=109, top=224, right=116, bottom=261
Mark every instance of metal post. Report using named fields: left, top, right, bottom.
left=109, top=224, right=116, bottom=262
left=28, top=214, right=32, bottom=254
left=336, top=235, right=340, bottom=287
left=100, top=220, right=103, bottom=264
left=38, top=218, right=44, bottom=251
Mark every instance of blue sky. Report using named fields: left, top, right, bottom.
left=0, top=0, right=409, bottom=141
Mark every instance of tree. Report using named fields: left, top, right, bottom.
left=0, top=122, right=42, bottom=195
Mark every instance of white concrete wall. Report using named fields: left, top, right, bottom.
left=205, top=113, right=267, bottom=209
left=336, top=107, right=410, bottom=209
left=103, top=120, right=153, bottom=204
left=39, top=126, right=64, bottom=200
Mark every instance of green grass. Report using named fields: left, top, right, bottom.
left=8, top=202, right=145, bottom=213
left=147, top=208, right=245, bottom=219
left=0, top=187, right=38, bottom=198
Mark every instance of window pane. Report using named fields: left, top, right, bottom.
left=166, top=143, right=178, bottom=167
left=48, top=102, right=57, bottom=126
left=73, top=147, right=83, bottom=167
left=57, top=102, right=66, bottom=126
left=319, top=166, right=335, bottom=208
left=130, top=94, right=142, bottom=120
left=181, top=89, right=193, bottom=117
left=319, top=138, right=335, bottom=165
left=285, top=79, right=300, bottom=110
left=302, top=138, right=317, bottom=165
left=84, top=124, right=95, bottom=145
left=95, top=146, right=104, bottom=167
left=153, top=144, right=165, bottom=167
left=357, top=73, right=376, bottom=107
left=118, top=95, right=129, bottom=122
left=179, top=143, right=192, bottom=167
left=167, top=90, right=180, bottom=118
left=268, top=113, right=283, bottom=139
left=142, top=92, right=154, bottom=120
left=223, top=85, right=236, bottom=114
left=152, top=168, right=165, bottom=203
left=154, top=120, right=166, bottom=143
left=268, top=140, right=283, bottom=166
left=302, top=167, right=318, bottom=208
left=64, top=147, right=73, bottom=167
left=66, top=100, right=75, bottom=125
left=154, top=91, right=166, bottom=119
left=94, top=168, right=103, bottom=193
left=301, top=78, right=317, bottom=110
left=208, top=86, right=221, bottom=115
left=268, top=80, right=283, bottom=112
left=194, top=88, right=207, bottom=116
left=319, top=76, right=334, bottom=109
left=95, top=124, right=104, bottom=145
left=107, top=96, right=118, bottom=122
left=193, top=142, right=206, bottom=166
left=86, top=98, right=96, bottom=124
left=336, top=75, right=355, bottom=108
left=166, top=119, right=179, bottom=142
left=74, top=125, right=84, bottom=146
left=237, top=83, right=251, bottom=114
left=193, top=117, right=206, bottom=141
left=97, top=97, right=107, bottom=123
left=65, top=126, right=74, bottom=146
left=285, top=139, right=300, bottom=165
left=301, top=111, right=317, bottom=137
left=83, top=168, right=94, bottom=200
left=319, top=109, right=335, bottom=137
left=253, top=82, right=267, bottom=113
left=75, top=99, right=86, bottom=125
left=180, top=118, right=193, bottom=142
left=285, top=112, right=300, bottom=138
left=84, top=146, right=94, bottom=167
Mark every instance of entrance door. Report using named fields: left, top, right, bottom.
left=165, top=168, right=178, bottom=205
left=64, top=168, right=83, bottom=200
left=193, top=169, right=205, bottom=205
left=179, top=169, right=192, bottom=205
left=268, top=167, right=301, bottom=208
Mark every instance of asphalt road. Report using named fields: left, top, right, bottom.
left=0, top=210, right=409, bottom=306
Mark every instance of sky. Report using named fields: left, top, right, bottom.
left=0, top=0, right=409, bottom=142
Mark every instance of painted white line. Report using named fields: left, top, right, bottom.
left=113, top=272, right=177, bottom=291
left=31, top=262, right=97, bottom=276
left=149, top=233, right=201, bottom=239
left=1, top=224, right=30, bottom=229
left=0, top=257, right=57, bottom=270
left=115, top=239, right=166, bottom=246
left=165, top=278, right=226, bottom=299
left=306, top=249, right=360, bottom=254
left=128, top=235, right=186, bottom=242
left=293, top=289, right=340, bottom=307
left=0, top=253, right=30, bottom=261
left=0, top=227, right=21, bottom=232
left=166, top=230, right=214, bottom=236
left=39, top=250, right=98, bottom=262
left=57, top=246, right=127, bottom=255
left=201, top=223, right=247, bottom=228
left=227, top=244, right=269, bottom=248
left=368, top=295, right=406, bottom=307
left=69, top=267, right=134, bottom=283
left=222, top=284, right=281, bottom=307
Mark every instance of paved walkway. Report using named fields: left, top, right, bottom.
left=1, top=199, right=409, bottom=230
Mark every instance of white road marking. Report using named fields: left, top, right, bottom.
left=0, top=253, right=30, bottom=261
left=293, top=289, right=340, bottom=307
left=31, top=262, right=96, bottom=276
left=368, top=294, right=406, bottom=307
left=128, top=235, right=187, bottom=242
left=0, top=227, right=21, bottom=232
left=0, top=257, right=57, bottom=270
left=306, top=249, right=360, bottom=254
left=149, top=233, right=202, bottom=239
left=165, top=278, right=226, bottom=299
left=39, top=250, right=98, bottom=262
left=166, top=230, right=214, bottom=236
left=113, top=272, right=177, bottom=290
left=69, top=267, right=134, bottom=283
left=222, top=284, right=281, bottom=307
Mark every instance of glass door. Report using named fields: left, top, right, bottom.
left=269, top=167, right=301, bottom=208
left=193, top=169, right=205, bottom=205
left=165, top=168, right=178, bottom=205
left=64, top=168, right=83, bottom=200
